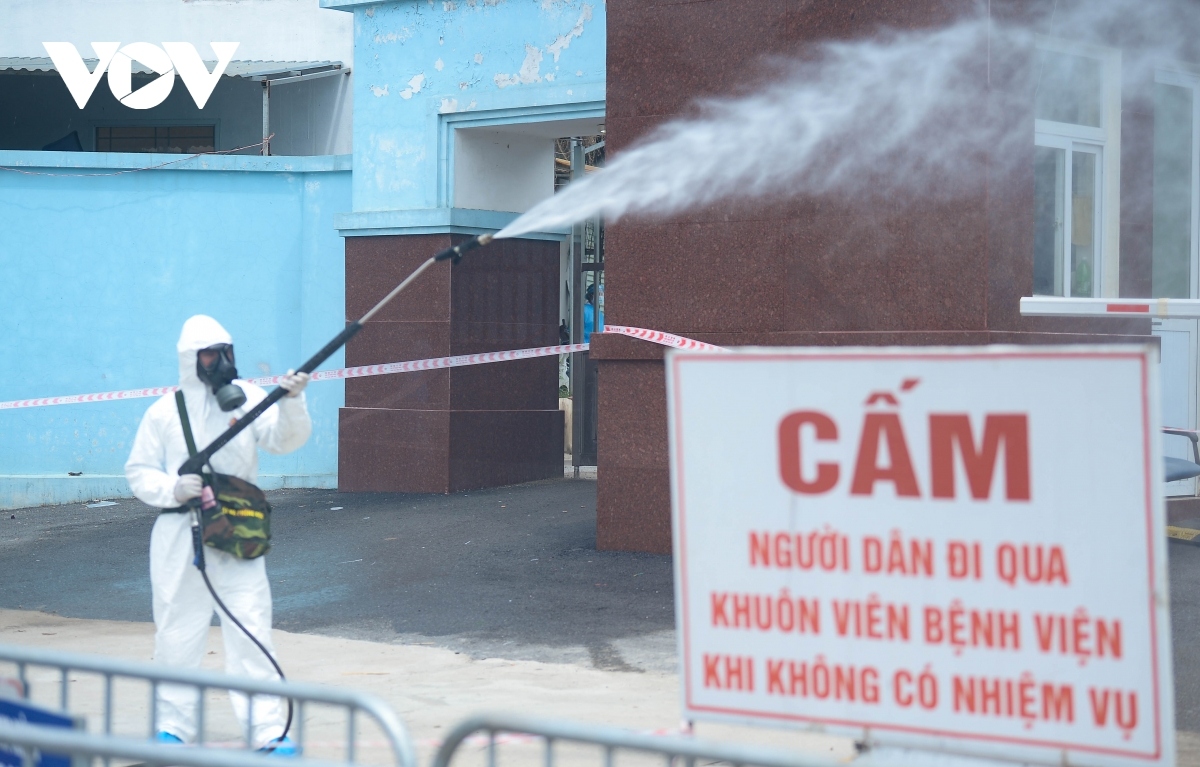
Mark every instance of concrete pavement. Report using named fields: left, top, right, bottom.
left=1, top=478, right=673, bottom=670
left=6, top=478, right=1200, bottom=764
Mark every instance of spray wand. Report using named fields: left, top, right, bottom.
left=178, top=233, right=493, bottom=476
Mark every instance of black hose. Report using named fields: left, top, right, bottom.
left=191, top=518, right=294, bottom=752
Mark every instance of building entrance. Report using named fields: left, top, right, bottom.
left=557, top=135, right=605, bottom=473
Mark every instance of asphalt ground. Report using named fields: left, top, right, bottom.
left=7, top=482, right=1200, bottom=730
left=0, top=478, right=676, bottom=672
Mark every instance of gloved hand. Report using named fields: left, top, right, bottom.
left=174, top=474, right=203, bottom=504
left=280, top=370, right=310, bottom=398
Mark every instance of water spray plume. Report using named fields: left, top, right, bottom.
left=495, top=0, right=1196, bottom=241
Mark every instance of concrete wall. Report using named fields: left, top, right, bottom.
left=323, top=0, right=604, bottom=217
left=0, top=151, right=351, bottom=509
left=453, top=128, right=553, bottom=213
left=271, top=73, right=355, bottom=157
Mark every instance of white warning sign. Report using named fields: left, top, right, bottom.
left=666, top=346, right=1172, bottom=767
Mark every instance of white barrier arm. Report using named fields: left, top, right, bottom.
left=1019, top=296, right=1200, bottom=319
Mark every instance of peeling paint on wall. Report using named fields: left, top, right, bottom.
left=494, top=44, right=542, bottom=88
left=349, top=0, right=605, bottom=212
left=546, top=4, right=592, bottom=62
left=399, top=73, right=426, bottom=98
left=370, top=83, right=389, bottom=97
left=374, top=28, right=414, bottom=44
left=439, top=96, right=477, bottom=114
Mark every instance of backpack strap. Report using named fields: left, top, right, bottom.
left=164, top=390, right=203, bottom=515
left=175, top=390, right=199, bottom=458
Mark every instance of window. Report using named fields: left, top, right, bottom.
left=1033, top=41, right=1121, bottom=297
left=95, top=126, right=215, bottom=154
left=1033, top=140, right=1101, bottom=297
left=1153, top=70, right=1200, bottom=299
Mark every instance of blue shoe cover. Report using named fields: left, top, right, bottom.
left=155, top=732, right=184, bottom=745
left=260, top=737, right=299, bottom=757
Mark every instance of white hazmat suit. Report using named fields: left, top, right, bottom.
left=125, top=315, right=311, bottom=746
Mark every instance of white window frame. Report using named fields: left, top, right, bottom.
left=1154, top=67, right=1200, bottom=299
left=1034, top=36, right=1122, bottom=297
left=1033, top=136, right=1103, bottom=297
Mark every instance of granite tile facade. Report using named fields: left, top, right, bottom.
left=340, top=234, right=564, bottom=494
left=595, top=0, right=1163, bottom=554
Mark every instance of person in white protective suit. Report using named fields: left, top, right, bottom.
left=125, top=315, right=311, bottom=752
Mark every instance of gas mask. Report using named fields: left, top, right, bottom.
left=196, top=343, right=247, bottom=412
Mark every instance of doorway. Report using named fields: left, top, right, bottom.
left=557, top=135, right=605, bottom=472
left=1152, top=70, right=1200, bottom=495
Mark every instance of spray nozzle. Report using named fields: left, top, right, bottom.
left=434, top=233, right=494, bottom=264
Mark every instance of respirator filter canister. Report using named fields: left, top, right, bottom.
left=196, top=343, right=247, bottom=412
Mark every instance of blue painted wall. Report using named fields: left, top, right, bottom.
left=323, top=0, right=605, bottom=215
left=0, top=152, right=350, bottom=508
left=0, top=0, right=606, bottom=508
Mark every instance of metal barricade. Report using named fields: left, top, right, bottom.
left=0, top=643, right=416, bottom=767
left=431, top=714, right=839, bottom=767
left=0, top=717, right=347, bottom=767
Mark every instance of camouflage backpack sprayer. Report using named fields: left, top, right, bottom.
left=175, top=391, right=272, bottom=559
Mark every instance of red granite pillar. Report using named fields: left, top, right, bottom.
left=593, top=0, right=1155, bottom=555
left=338, top=234, right=563, bottom=493
left=1119, top=67, right=1156, bottom=299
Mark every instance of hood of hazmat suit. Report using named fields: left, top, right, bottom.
left=125, top=315, right=312, bottom=509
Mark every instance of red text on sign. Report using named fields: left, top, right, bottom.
left=925, top=603, right=1020, bottom=653
left=748, top=529, right=850, bottom=572
left=703, top=654, right=754, bottom=692
left=710, top=591, right=820, bottom=634
left=863, top=531, right=934, bottom=577
left=1035, top=610, right=1123, bottom=664
left=996, top=543, right=1070, bottom=586
left=947, top=541, right=984, bottom=580
left=778, top=411, right=1031, bottom=501
left=893, top=668, right=940, bottom=710
left=952, top=674, right=1074, bottom=725
left=833, top=597, right=910, bottom=641
left=766, top=657, right=880, bottom=703
left=1090, top=688, right=1139, bottom=736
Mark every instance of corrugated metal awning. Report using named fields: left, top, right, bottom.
left=0, top=58, right=344, bottom=79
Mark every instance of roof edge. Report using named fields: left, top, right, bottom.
left=319, top=0, right=376, bottom=11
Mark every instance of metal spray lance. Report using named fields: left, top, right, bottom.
left=177, top=233, right=495, bottom=476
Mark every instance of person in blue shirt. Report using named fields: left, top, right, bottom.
left=583, top=283, right=604, bottom=344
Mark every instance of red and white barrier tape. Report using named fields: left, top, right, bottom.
left=602, top=324, right=726, bottom=353
left=0, top=325, right=723, bottom=411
